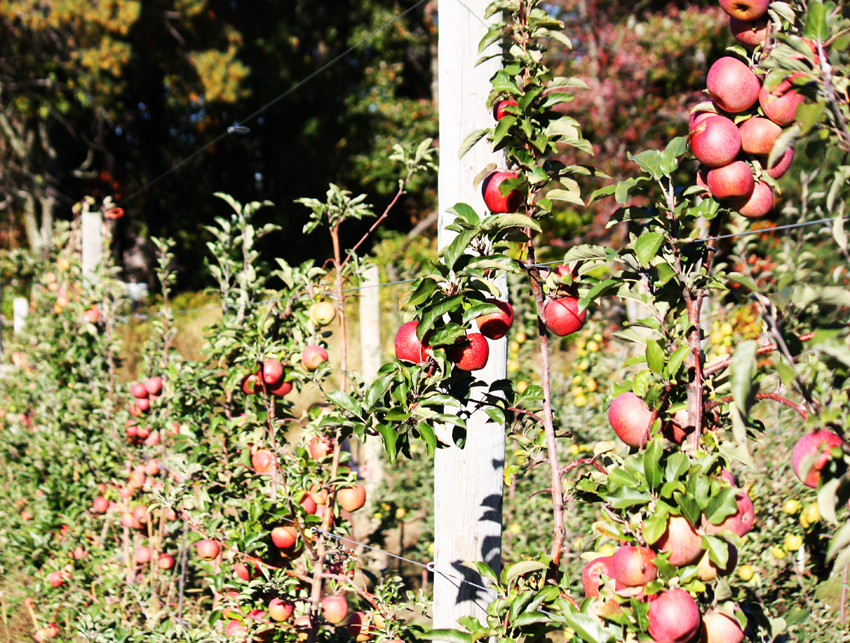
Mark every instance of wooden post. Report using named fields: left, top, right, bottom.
left=81, top=205, right=102, bottom=285
left=13, top=297, right=28, bottom=334
left=434, top=0, right=506, bottom=629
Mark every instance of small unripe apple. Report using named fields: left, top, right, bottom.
left=733, top=181, right=774, bottom=218
left=543, top=297, right=586, bottom=336
left=730, top=15, right=768, bottom=47
left=271, top=526, right=298, bottom=549
left=262, top=358, right=285, bottom=387
left=719, top=0, right=768, bottom=21
left=493, top=99, right=519, bottom=120
left=581, top=556, right=613, bottom=598
left=648, top=589, right=701, bottom=643
left=158, top=554, right=176, bottom=570
left=302, top=345, right=329, bottom=371
left=476, top=299, right=514, bottom=340
left=654, top=515, right=704, bottom=567
left=608, top=392, right=653, bottom=448
left=395, top=321, right=429, bottom=364
left=269, top=597, right=295, bottom=622
left=196, top=539, right=221, bottom=560
left=321, top=594, right=349, bottom=624
left=310, top=301, right=337, bottom=326
left=739, top=117, right=782, bottom=155
left=706, top=57, right=760, bottom=113
left=144, top=376, right=163, bottom=396
left=482, top=171, right=523, bottom=213
left=612, top=545, right=657, bottom=587
left=131, top=383, right=148, bottom=399
left=792, top=429, right=845, bottom=487
left=337, top=485, right=367, bottom=512
left=447, top=333, right=490, bottom=371
left=252, top=449, right=275, bottom=474
left=707, top=161, right=755, bottom=200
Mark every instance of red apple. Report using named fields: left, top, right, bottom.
left=242, top=372, right=263, bottom=395
left=131, top=383, right=148, bottom=399
left=395, top=321, right=429, bottom=364
left=612, top=545, right=657, bottom=587
left=792, top=429, right=845, bottom=488
left=262, top=358, right=285, bottom=388
left=719, top=0, right=768, bottom=20
left=269, top=379, right=292, bottom=397
left=45, top=623, right=59, bottom=638
left=225, top=620, right=246, bottom=638
left=337, top=485, right=367, bottom=512
left=132, top=504, right=148, bottom=524
left=476, top=299, right=514, bottom=340
left=347, top=612, right=373, bottom=641
left=707, top=161, right=755, bottom=200
left=93, top=496, right=109, bottom=514
left=302, top=345, right=329, bottom=371
left=271, top=526, right=298, bottom=549
left=196, top=539, right=221, bottom=560
left=655, top=515, right=704, bottom=567
left=309, top=436, right=333, bottom=460
left=543, top=296, right=586, bottom=336
left=701, top=611, right=745, bottom=643
left=482, top=171, right=523, bottom=213
left=300, top=491, right=318, bottom=515
left=493, top=99, right=519, bottom=120
left=134, top=546, right=152, bottom=564
left=321, top=594, right=349, bottom=624
left=739, top=117, right=782, bottom=155
left=759, top=81, right=804, bottom=126
left=145, top=376, right=163, bottom=396
left=695, top=166, right=710, bottom=195
left=582, top=556, right=614, bottom=598
left=84, top=306, right=101, bottom=323
left=269, top=598, right=295, bottom=622
left=234, top=561, right=256, bottom=581
left=447, top=333, right=490, bottom=371
left=690, top=116, right=742, bottom=167
left=648, top=589, right=702, bottom=643
left=706, top=57, right=760, bottom=113
left=733, top=181, right=774, bottom=218
left=763, top=147, right=794, bottom=179
left=705, top=490, right=755, bottom=536
left=252, top=449, right=274, bottom=474
left=47, top=571, right=64, bottom=587
left=661, top=409, right=692, bottom=444
left=608, top=392, right=653, bottom=448
left=158, top=554, right=176, bottom=570
left=730, top=15, right=768, bottom=47
left=689, top=101, right=720, bottom=131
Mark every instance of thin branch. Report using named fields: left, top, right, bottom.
left=558, top=457, right=608, bottom=477
left=703, top=333, right=815, bottom=377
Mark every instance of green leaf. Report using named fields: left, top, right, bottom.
left=420, top=630, right=472, bottom=643
left=703, top=535, right=730, bottom=568
left=827, top=521, right=850, bottom=560
left=643, top=510, right=669, bottom=546
left=730, top=341, right=757, bottom=415
left=609, top=468, right=639, bottom=487
left=461, top=560, right=499, bottom=585
left=513, top=612, right=553, bottom=627
left=817, top=477, right=841, bottom=526
left=326, top=390, right=362, bottom=416
left=486, top=213, right=542, bottom=233
left=607, top=487, right=652, bottom=509
left=441, top=230, right=479, bottom=271
left=645, top=340, right=665, bottom=375
left=644, top=439, right=664, bottom=490
left=504, top=560, right=548, bottom=584
left=458, top=128, right=490, bottom=159
left=376, top=424, right=399, bottom=463
left=803, top=0, right=830, bottom=40
left=408, top=278, right=439, bottom=307
left=546, top=188, right=584, bottom=206
left=448, top=202, right=481, bottom=225
left=634, top=232, right=664, bottom=268
left=562, top=613, right=613, bottom=643
left=629, top=149, right=663, bottom=180
left=666, top=345, right=689, bottom=380
left=419, top=294, right=464, bottom=339
left=666, top=452, right=690, bottom=482
left=768, top=123, right=801, bottom=168
left=632, top=370, right=652, bottom=398
left=704, top=487, right=739, bottom=525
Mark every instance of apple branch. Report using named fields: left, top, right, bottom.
left=703, top=332, right=815, bottom=377
left=705, top=392, right=808, bottom=419
left=558, top=457, right=608, bottom=477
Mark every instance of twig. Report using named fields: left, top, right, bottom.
left=703, top=333, right=815, bottom=377
left=558, top=457, right=608, bottom=477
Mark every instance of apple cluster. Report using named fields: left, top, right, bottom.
left=128, top=375, right=163, bottom=416
left=689, top=2, right=805, bottom=219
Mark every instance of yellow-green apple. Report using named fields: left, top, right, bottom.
left=706, top=57, right=760, bottom=113
left=302, top=345, right=329, bottom=371
left=476, top=299, right=514, bottom=340
left=271, top=526, right=298, bottom=549
left=196, top=539, right=221, bottom=560
left=707, top=161, right=755, bottom=200
left=145, top=376, right=163, bottom=396
left=262, top=358, right=285, bottom=388
left=482, top=171, right=523, bottom=213
left=543, top=296, right=586, bottom=336
left=608, top=392, right=653, bottom=448
left=733, top=181, right=774, bottom=218
left=612, top=545, right=657, bottom=587
left=493, top=99, right=519, bottom=120
left=321, top=595, right=349, bottom=624
left=337, top=485, right=367, bottom=512
left=792, top=429, right=845, bottom=487
left=648, top=589, right=702, bottom=643
left=447, top=333, right=490, bottom=371
left=690, top=116, right=742, bottom=167
left=269, top=598, right=295, bottom=622
left=582, top=556, right=614, bottom=598
left=696, top=543, right=738, bottom=581
left=759, top=79, right=804, bottom=126
left=701, top=611, right=745, bottom=643
left=654, top=515, right=704, bottom=566
left=739, top=117, right=782, bottom=155
left=730, top=15, right=768, bottom=47
left=395, top=321, right=429, bottom=364
left=310, top=301, right=337, bottom=326
left=252, top=449, right=274, bottom=474
left=158, top=554, right=175, bottom=570
left=719, top=0, right=768, bottom=20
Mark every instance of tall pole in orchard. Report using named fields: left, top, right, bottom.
left=434, top=0, right=506, bottom=628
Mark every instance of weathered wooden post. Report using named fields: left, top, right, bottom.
left=81, top=204, right=103, bottom=286
left=13, top=297, right=28, bottom=334
left=434, top=0, right=507, bottom=628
